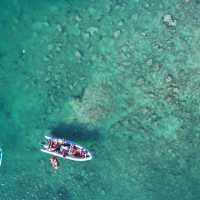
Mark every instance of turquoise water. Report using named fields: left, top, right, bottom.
left=1, top=0, right=200, bottom=199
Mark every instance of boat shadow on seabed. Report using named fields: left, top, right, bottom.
left=49, top=122, right=101, bottom=143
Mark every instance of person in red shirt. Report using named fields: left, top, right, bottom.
left=72, top=147, right=78, bottom=156
left=48, top=139, right=63, bottom=152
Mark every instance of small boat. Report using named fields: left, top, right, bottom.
left=41, top=136, right=93, bottom=162
left=0, top=148, right=2, bottom=167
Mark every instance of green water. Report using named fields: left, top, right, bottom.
left=0, top=0, right=200, bottom=199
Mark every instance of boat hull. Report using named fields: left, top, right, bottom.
left=41, top=136, right=93, bottom=162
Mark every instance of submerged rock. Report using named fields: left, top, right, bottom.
left=163, top=14, right=176, bottom=27
left=75, top=15, right=81, bottom=22
left=47, top=44, right=53, bottom=51
left=87, top=26, right=98, bottom=36
left=75, top=50, right=82, bottom=59
left=165, top=74, right=173, bottom=83
left=113, top=30, right=121, bottom=39
left=146, top=59, right=153, bottom=66
left=56, top=24, right=63, bottom=32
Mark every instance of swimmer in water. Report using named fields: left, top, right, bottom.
left=50, top=156, right=59, bottom=170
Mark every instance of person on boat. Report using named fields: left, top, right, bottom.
left=72, top=147, right=78, bottom=156
left=50, top=156, right=59, bottom=170
left=80, top=149, right=87, bottom=158
left=67, top=144, right=73, bottom=155
left=60, top=145, right=69, bottom=157
left=48, top=139, right=64, bottom=152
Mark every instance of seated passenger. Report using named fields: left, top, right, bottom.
left=61, top=146, right=69, bottom=157
left=72, top=147, right=78, bottom=156
left=48, top=140, right=60, bottom=152
left=80, top=150, right=86, bottom=158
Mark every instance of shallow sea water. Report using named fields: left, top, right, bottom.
left=0, top=0, right=200, bottom=199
